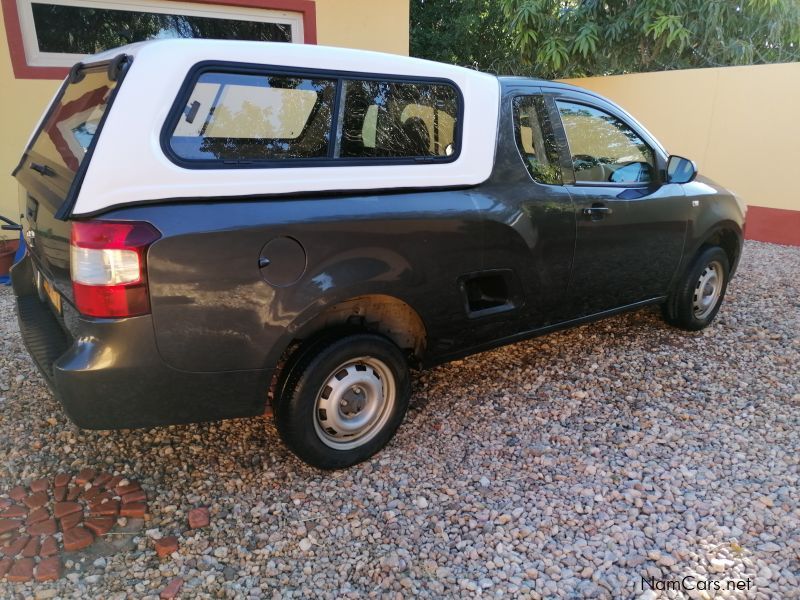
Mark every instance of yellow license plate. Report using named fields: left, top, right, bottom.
left=42, top=277, right=62, bottom=314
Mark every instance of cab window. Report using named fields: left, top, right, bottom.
left=512, top=95, right=562, bottom=185
left=556, top=100, right=655, bottom=184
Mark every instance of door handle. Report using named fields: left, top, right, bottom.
left=583, top=206, right=612, bottom=218
left=30, top=162, right=55, bottom=177
left=583, top=206, right=612, bottom=215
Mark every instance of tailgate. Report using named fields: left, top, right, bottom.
left=13, top=57, right=129, bottom=302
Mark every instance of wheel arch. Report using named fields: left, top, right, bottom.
left=268, top=293, right=428, bottom=371
left=688, top=220, right=744, bottom=275
left=266, top=294, right=427, bottom=411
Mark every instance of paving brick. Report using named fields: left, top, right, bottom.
left=89, top=492, right=114, bottom=508
left=22, top=491, right=48, bottom=509
left=59, top=512, right=82, bottom=532
left=25, top=506, right=49, bottom=525
left=39, top=536, right=58, bottom=557
left=120, top=502, right=146, bottom=518
left=35, top=556, right=61, bottom=582
left=28, top=518, right=57, bottom=536
left=2, top=535, right=29, bottom=558
left=53, top=486, right=66, bottom=502
left=84, top=517, right=114, bottom=536
left=53, top=502, right=81, bottom=519
left=160, top=576, right=184, bottom=599
left=67, top=486, right=82, bottom=501
left=29, top=478, right=49, bottom=493
left=7, top=557, right=34, bottom=582
left=90, top=499, right=119, bottom=517
left=115, top=482, right=141, bottom=496
left=0, top=557, right=11, bottom=578
left=104, top=476, right=124, bottom=491
left=188, top=507, right=210, bottom=529
left=75, top=468, right=96, bottom=485
left=121, top=490, right=147, bottom=505
left=63, top=526, right=94, bottom=552
left=9, top=487, right=26, bottom=501
left=155, top=535, right=179, bottom=558
left=82, top=486, right=101, bottom=502
left=92, top=472, right=112, bottom=488
left=21, top=537, right=39, bottom=558
left=1, top=505, right=27, bottom=519
left=0, top=519, right=21, bottom=535
left=54, top=473, right=71, bottom=487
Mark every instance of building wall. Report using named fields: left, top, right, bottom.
left=0, top=0, right=409, bottom=238
left=562, top=62, right=800, bottom=246
left=315, top=0, right=408, bottom=56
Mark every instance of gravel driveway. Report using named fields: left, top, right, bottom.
left=1, top=240, right=798, bottom=599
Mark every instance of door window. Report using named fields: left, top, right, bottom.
left=556, top=101, right=655, bottom=184
left=512, top=95, right=562, bottom=184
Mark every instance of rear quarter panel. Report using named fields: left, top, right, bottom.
left=108, top=190, right=487, bottom=373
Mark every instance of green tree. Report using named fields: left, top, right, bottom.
left=410, top=0, right=520, bottom=73
left=411, top=0, right=800, bottom=78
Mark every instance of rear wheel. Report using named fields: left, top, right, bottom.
left=274, top=333, right=410, bottom=469
left=662, top=246, right=730, bottom=331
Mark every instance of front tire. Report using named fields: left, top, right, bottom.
left=662, top=246, right=730, bottom=331
left=274, top=333, right=411, bottom=469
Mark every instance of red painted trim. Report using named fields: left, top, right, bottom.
left=744, top=205, right=800, bottom=247
left=1, top=0, right=316, bottom=80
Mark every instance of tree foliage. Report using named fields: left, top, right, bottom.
left=410, top=0, right=520, bottom=73
left=410, top=0, right=800, bottom=78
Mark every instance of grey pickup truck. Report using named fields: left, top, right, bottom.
left=11, top=39, right=744, bottom=468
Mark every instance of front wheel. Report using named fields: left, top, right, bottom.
left=662, top=246, right=730, bottom=331
left=274, top=333, right=411, bottom=469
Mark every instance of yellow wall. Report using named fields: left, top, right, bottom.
left=562, top=62, right=800, bottom=213
left=315, top=0, right=409, bottom=56
left=0, top=13, right=59, bottom=237
left=0, top=0, right=409, bottom=238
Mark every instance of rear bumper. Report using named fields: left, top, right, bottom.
left=11, top=255, right=271, bottom=429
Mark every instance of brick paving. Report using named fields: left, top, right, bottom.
left=0, top=471, right=148, bottom=582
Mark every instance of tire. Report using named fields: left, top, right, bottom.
left=274, top=333, right=411, bottom=469
left=662, top=246, right=730, bottom=331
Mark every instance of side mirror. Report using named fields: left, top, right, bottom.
left=666, top=155, right=697, bottom=184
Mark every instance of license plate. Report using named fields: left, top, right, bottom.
left=42, top=276, right=62, bottom=314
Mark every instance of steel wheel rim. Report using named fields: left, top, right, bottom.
left=692, top=260, right=723, bottom=320
left=313, top=356, right=396, bottom=450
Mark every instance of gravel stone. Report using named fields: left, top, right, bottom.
left=0, top=240, right=798, bottom=598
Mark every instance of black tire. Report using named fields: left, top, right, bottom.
left=274, top=333, right=411, bottom=469
left=662, top=246, right=730, bottom=331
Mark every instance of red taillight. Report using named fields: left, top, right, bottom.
left=70, top=220, right=161, bottom=318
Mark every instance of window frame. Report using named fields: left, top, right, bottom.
left=546, top=92, right=666, bottom=189
left=510, top=93, right=564, bottom=186
left=12, top=54, right=132, bottom=219
left=2, top=0, right=316, bottom=79
left=160, top=60, right=465, bottom=170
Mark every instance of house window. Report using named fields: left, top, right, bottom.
left=15, top=0, right=304, bottom=68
